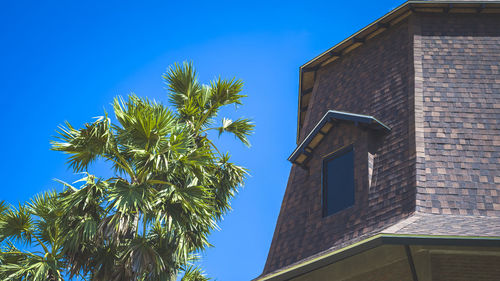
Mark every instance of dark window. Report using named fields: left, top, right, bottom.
left=323, top=146, right=355, bottom=216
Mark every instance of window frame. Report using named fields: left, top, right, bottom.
left=321, top=144, right=355, bottom=217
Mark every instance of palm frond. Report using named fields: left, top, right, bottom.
left=163, top=62, right=202, bottom=112
left=210, top=76, right=245, bottom=107
left=1, top=253, right=64, bottom=281
left=180, top=265, right=211, bottom=281
left=60, top=173, right=107, bottom=213
left=51, top=115, right=113, bottom=172
left=0, top=201, right=7, bottom=216
left=113, top=95, right=176, bottom=150
left=26, top=190, right=61, bottom=247
left=27, top=190, right=59, bottom=219
left=216, top=117, right=255, bottom=147
left=108, top=179, right=155, bottom=215
left=0, top=204, right=34, bottom=244
left=206, top=154, right=247, bottom=219
left=124, top=236, right=165, bottom=278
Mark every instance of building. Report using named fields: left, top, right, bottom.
left=256, top=1, right=500, bottom=280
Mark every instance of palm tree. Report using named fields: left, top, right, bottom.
left=48, top=62, right=254, bottom=280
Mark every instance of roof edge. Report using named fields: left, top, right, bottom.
left=300, top=0, right=500, bottom=70
left=255, top=234, right=500, bottom=281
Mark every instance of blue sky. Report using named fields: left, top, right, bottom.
left=1, top=0, right=402, bottom=279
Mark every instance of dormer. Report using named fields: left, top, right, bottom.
left=289, top=110, right=390, bottom=168
left=289, top=110, right=391, bottom=217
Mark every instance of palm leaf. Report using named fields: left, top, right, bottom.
left=180, top=265, right=211, bottom=281
left=216, top=117, right=255, bottom=147
left=108, top=179, right=155, bottom=215
left=51, top=115, right=113, bottom=172
left=163, top=62, right=202, bottom=112
left=0, top=204, right=34, bottom=244
left=210, top=76, right=245, bottom=107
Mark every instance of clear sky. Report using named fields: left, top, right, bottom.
left=1, top=0, right=402, bottom=280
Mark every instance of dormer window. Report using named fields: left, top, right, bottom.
left=288, top=110, right=390, bottom=218
left=322, top=145, right=355, bottom=216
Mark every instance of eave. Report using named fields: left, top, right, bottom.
left=255, top=234, right=500, bottom=281
left=296, top=0, right=500, bottom=144
left=289, top=110, right=390, bottom=167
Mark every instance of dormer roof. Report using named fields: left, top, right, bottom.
left=289, top=110, right=390, bottom=167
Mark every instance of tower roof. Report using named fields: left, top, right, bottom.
left=259, top=1, right=500, bottom=280
left=296, top=0, right=500, bottom=143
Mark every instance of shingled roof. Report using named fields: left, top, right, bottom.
left=256, top=213, right=500, bottom=281
left=296, top=0, right=500, bottom=143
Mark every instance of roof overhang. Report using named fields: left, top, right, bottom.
left=289, top=110, right=390, bottom=167
left=255, top=234, right=500, bottom=281
left=296, top=0, right=500, bottom=144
